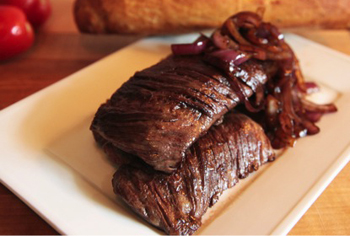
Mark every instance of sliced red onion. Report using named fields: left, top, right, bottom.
left=301, top=98, right=337, bottom=113
left=171, top=35, right=209, bottom=55
left=207, top=49, right=251, bottom=69
left=305, top=111, right=322, bottom=122
left=212, top=29, right=238, bottom=50
left=266, top=95, right=279, bottom=117
left=204, top=11, right=338, bottom=150
left=246, top=28, right=269, bottom=45
left=239, top=44, right=267, bottom=60
left=225, top=20, right=251, bottom=46
left=269, top=24, right=284, bottom=41
left=234, top=53, right=251, bottom=65
left=232, top=11, right=262, bottom=28
left=301, top=119, right=320, bottom=135
left=256, top=23, right=270, bottom=39
left=304, top=82, right=319, bottom=94
left=168, top=10, right=337, bottom=151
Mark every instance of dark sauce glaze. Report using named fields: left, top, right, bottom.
left=112, top=113, right=275, bottom=235
left=91, top=56, right=277, bottom=172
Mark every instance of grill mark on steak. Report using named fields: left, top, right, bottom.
left=128, top=74, right=225, bottom=117
left=91, top=55, right=277, bottom=172
left=112, top=113, right=275, bottom=235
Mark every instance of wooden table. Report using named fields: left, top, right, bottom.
left=0, top=0, right=349, bottom=234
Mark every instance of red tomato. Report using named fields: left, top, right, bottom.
left=0, top=0, right=51, bottom=28
left=0, top=6, right=34, bottom=60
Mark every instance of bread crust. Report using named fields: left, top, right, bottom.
left=74, top=0, right=350, bottom=34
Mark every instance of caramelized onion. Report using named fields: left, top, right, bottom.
left=212, top=29, right=238, bottom=50
left=171, top=35, right=210, bottom=55
left=305, top=111, right=322, bottom=123
left=171, top=11, right=337, bottom=149
left=232, top=11, right=262, bottom=28
left=301, top=98, right=337, bottom=113
left=304, top=82, right=319, bottom=94
left=225, top=20, right=251, bottom=46
left=210, top=49, right=250, bottom=65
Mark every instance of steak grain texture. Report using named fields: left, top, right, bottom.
left=113, top=113, right=275, bottom=235
left=91, top=55, right=277, bottom=172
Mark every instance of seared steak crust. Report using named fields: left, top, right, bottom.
left=113, top=113, right=275, bottom=235
left=91, top=55, right=276, bottom=172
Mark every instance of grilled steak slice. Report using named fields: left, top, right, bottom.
left=91, top=55, right=277, bottom=173
left=112, top=113, right=275, bottom=235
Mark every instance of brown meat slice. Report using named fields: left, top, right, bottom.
left=91, top=55, right=277, bottom=173
left=112, top=112, right=275, bottom=235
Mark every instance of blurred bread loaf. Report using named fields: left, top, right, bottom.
left=74, top=0, right=350, bottom=34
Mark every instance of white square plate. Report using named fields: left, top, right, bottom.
left=1, top=33, right=350, bottom=235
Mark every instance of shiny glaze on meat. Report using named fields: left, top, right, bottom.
left=91, top=55, right=277, bottom=172
left=113, top=113, right=275, bottom=235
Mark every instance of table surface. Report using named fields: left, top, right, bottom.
left=0, top=0, right=349, bottom=235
